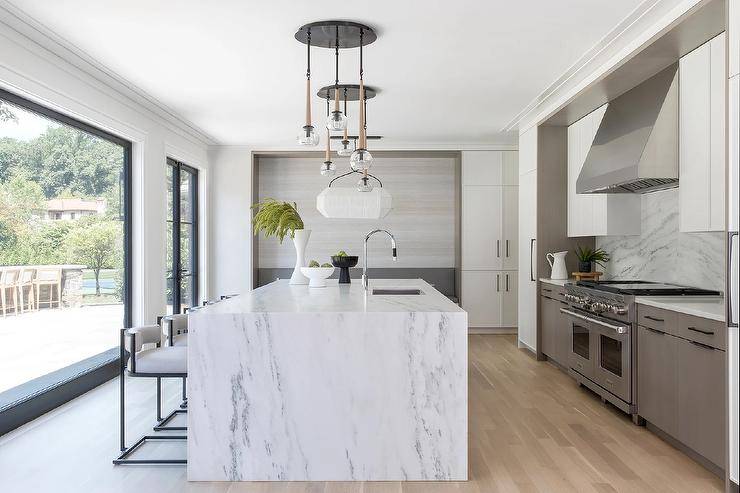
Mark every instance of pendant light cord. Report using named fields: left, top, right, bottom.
left=328, top=169, right=382, bottom=188
left=306, top=29, right=311, bottom=80
left=335, top=26, right=340, bottom=87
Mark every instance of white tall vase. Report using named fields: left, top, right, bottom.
left=289, top=229, right=311, bottom=285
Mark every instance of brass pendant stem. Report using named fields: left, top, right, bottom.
left=305, top=78, right=312, bottom=126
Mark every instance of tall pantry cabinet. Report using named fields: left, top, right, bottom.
left=460, top=151, right=518, bottom=329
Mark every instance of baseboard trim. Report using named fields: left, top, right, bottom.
left=644, top=422, right=724, bottom=479
left=468, top=327, right=517, bottom=335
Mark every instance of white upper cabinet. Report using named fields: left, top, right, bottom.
left=462, top=151, right=518, bottom=186
left=567, top=105, right=640, bottom=237
left=462, top=186, right=502, bottom=270
left=679, top=33, right=726, bottom=232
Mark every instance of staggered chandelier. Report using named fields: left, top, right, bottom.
left=295, top=21, right=378, bottom=183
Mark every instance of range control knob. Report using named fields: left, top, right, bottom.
left=610, top=305, right=627, bottom=315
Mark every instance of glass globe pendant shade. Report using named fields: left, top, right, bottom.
left=320, top=160, right=336, bottom=176
left=349, top=148, right=373, bottom=171
left=356, top=176, right=373, bottom=192
left=326, top=111, right=348, bottom=131
left=297, top=125, right=319, bottom=146
left=336, top=139, right=353, bottom=157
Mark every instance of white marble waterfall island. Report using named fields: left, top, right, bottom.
left=187, top=279, right=468, bottom=482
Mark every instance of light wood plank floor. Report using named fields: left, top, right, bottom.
left=0, top=335, right=723, bottom=492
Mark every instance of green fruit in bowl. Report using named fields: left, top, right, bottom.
left=308, top=260, right=320, bottom=267
left=320, top=263, right=332, bottom=268
left=335, top=250, right=348, bottom=257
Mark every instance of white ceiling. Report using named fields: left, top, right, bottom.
left=9, top=0, right=645, bottom=147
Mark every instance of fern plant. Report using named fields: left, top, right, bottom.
left=251, top=199, right=304, bottom=244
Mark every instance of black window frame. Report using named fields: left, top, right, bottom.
left=0, top=88, right=132, bottom=436
left=166, top=157, right=199, bottom=313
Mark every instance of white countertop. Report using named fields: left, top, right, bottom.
left=195, top=278, right=463, bottom=314
left=635, top=296, right=725, bottom=322
left=539, top=278, right=573, bottom=287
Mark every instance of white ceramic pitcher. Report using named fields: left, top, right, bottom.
left=546, top=251, right=569, bottom=280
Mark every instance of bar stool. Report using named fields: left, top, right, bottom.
left=34, top=267, right=62, bottom=309
left=157, top=313, right=189, bottom=423
left=114, top=325, right=187, bottom=465
left=17, top=268, right=36, bottom=313
left=0, top=268, right=20, bottom=317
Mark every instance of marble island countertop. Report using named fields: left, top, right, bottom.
left=198, top=278, right=464, bottom=314
left=635, top=296, right=725, bottom=322
left=187, top=278, right=468, bottom=481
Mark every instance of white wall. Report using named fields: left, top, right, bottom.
left=208, top=146, right=253, bottom=296
left=0, top=9, right=212, bottom=325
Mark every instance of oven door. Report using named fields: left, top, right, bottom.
left=563, top=308, right=597, bottom=379
left=594, top=323, right=631, bottom=403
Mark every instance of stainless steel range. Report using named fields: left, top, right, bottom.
left=562, top=280, right=720, bottom=423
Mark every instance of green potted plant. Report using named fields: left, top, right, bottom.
left=252, top=199, right=308, bottom=285
left=575, top=245, right=610, bottom=273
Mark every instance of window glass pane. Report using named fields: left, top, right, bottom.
left=180, top=223, right=192, bottom=273
left=0, top=97, right=127, bottom=394
left=180, top=275, right=192, bottom=312
left=180, top=170, right=193, bottom=221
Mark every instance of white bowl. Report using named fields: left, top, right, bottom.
left=299, top=267, right=335, bottom=288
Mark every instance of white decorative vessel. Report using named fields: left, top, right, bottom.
left=289, top=229, right=311, bottom=285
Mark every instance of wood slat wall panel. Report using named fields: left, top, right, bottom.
left=256, top=154, right=458, bottom=268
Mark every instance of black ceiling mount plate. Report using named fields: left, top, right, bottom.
left=317, top=84, right=377, bottom=101
left=295, top=21, right=377, bottom=49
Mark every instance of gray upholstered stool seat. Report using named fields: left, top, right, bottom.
left=130, top=346, right=187, bottom=374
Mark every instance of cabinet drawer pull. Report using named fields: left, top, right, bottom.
left=496, top=274, right=500, bottom=292
left=644, top=315, right=664, bottom=322
left=497, top=239, right=500, bottom=258
left=687, top=326, right=714, bottom=336
left=644, top=326, right=665, bottom=335
left=505, top=274, right=509, bottom=292
left=506, top=239, right=509, bottom=258
left=542, top=288, right=552, bottom=292
left=690, top=340, right=716, bottom=351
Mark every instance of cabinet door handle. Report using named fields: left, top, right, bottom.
left=506, top=239, right=509, bottom=258
left=687, top=326, right=714, bottom=336
left=728, top=231, right=738, bottom=327
left=690, top=340, right=716, bottom=351
left=644, top=315, right=664, bottom=322
left=644, top=326, right=665, bottom=336
left=506, top=274, right=509, bottom=292
left=497, top=239, right=500, bottom=258
left=542, top=288, right=552, bottom=293
left=530, top=239, right=536, bottom=282
left=496, top=274, right=500, bottom=292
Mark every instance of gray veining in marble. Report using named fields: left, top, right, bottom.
left=187, top=279, right=467, bottom=481
left=596, top=189, right=724, bottom=292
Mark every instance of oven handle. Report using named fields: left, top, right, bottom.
left=560, top=308, right=629, bottom=334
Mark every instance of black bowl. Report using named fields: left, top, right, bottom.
left=331, top=256, right=358, bottom=284
left=331, top=255, right=358, bottom=268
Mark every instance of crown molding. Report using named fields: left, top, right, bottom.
left=0, top=0, right=217, bottom=145
left=504, top=0, right=708, bottom=133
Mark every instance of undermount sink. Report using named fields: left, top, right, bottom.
left=371, top=288, right=423, bottom=295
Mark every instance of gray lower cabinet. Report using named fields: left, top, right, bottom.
left=541, top=293, right=569, bottom=366
left=676, top=337, right=725, bottom=468
left=637, top=305, right=726, bottom=470
left=637, top=326, right=678, bottom=435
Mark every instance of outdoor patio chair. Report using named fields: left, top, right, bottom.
left=114, top=325, right=187, bottom=465
left=34, top=267, right=62, bottom=309
left=0, top=267, right=20, bottom=317
left=17, top=268, right=36, bottom=313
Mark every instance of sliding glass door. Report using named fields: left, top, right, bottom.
left=0, top=88, right=131, bottom=432
left=166, top=158, right=198, bottom=313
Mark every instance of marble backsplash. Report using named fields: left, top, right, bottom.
left=596, top=188, right=725, bottom=293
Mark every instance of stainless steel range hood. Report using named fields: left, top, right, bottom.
left=577, top=64, right=679, bottom=194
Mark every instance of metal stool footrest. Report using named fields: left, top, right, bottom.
left=154, top=409, right=187, bottom=431
left=113, top=435, right=187, bottom=465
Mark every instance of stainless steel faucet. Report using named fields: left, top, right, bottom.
left=362, top=229, right=397, bottom=291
